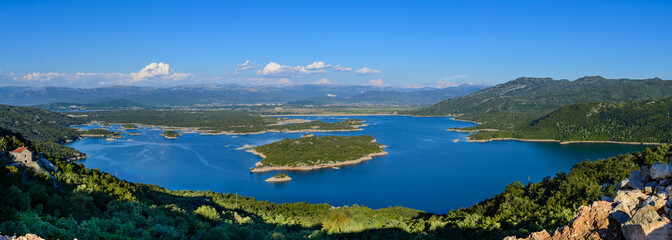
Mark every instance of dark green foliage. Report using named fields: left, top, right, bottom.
left=120, top=124, right=138, bottom=129
left=411, top=76, right=672, bottom=129
left=470, top=97, right=672, bottom=143
left=161, top=131, right=181, bottom=138
left=80, top=129, right=122, bottom=138
left=3, top=105, right=672, bottom=239
left=77, top=110, right=364, bottom=134
left=0, top=104, right=86, bottom=159
left=254, top=135, right=385, bottom=168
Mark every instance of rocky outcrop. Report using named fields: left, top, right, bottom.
left=507, top=159, right=672, bottom=240
left=0, top=234, right=45, bottom=240
left=504, top=201, right=623, bottom=240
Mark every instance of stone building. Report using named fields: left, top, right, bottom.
left=9, top=147, right=33, bottom=164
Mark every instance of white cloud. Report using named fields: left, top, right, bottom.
left=355, top=67, right=381, bottom=74
left=4, top=62, right=193, bottom=87
left=258, top=62, right=297, bottom=76
left=278, top=78, right=293, bottom=85
left=436, top=75, right=468, bottom=88
left=313, top=78, right=332, bottom=85
left=367, top=79, right=387, bottom=87
left=257, top=61, right=358, bottom=77
left=436, top=81, right=459, bottom=88
left=327, top=94, right=337, bottom=97
left=128, top=62, right=191, bottom=83
left=305, top=61, right=328, bottom=70
left=332, top=65, right=352, bottom=72
left=22, top=72, right=65, bottom=82
left=235, top=60, right=253, bottom=73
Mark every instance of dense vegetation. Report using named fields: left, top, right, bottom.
left=3, top=105, right=672, bottom=239
left=161, top=131, right=181, bottom=139
left=79, top=129, right=123, bottom=138
left=35, top=99, right=151, bottom=111
left=468, top=97, right=672, bottom=143
left=76, top=110, right=365, bottom=134
left=0, top=104, right=86, bottom=159
left=121, top=124, right=138, bottom=129
left=411, top=76, right=672, bottom=129
left=253, top=135, right=385, bottom=168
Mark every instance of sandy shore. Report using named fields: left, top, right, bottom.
left=467, top=137, right=661, bottom=145
left=249, top=148, right=389, bottom=173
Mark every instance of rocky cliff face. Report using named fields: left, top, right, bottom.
left=507, top=160, right=672, bottom=240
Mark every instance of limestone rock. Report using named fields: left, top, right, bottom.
left=645, top=181, right=658, bottom=195
left=623, top=206, right=668, bottom=239
left=642, top=195, right=666, bottom=211
left=508, top=201, right=622, bottom=240
left=650, top=163, right=672, bottom=180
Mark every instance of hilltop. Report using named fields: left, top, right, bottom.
left=466, top=97, right=672, bottom=143
left=412, top=76, right=672, bottom=129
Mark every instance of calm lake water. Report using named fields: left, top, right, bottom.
left=67, top=116, right=648, bottom=213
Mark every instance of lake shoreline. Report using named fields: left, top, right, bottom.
left=466, top=136, right=661, bottom=145
left=82, top=120, right=366, bottom=136
left=249, top=148, right=389, bottom=173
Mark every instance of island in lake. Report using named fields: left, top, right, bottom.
left=265, top=173, right=292, bottom=182
left=79, top=128, right=123, bottom=138
left=248, top=135, right=388, bottom=172
left=161, top=130, right=181, bottom=139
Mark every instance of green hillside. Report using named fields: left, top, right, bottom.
left=411, top=76, right=672, bottom=129
left=469, top=97, right=672, bottom=143
left=3, top=105, right=672, bottom=239
left=253, top=135, right=385, bottom=169
left=0, top=105, right=86, bottom=159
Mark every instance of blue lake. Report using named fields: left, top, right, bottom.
left=67, top=116, right=648, bottom=214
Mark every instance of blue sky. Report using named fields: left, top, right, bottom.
left=0, top=0, right=670, bottom=88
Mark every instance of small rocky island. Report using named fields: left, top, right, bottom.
left=80, top=128, right=123, bottom=138
left=265, top=173, right=292, bottom=183
left=248, top=135, right=387, bottom=172
left=161, top=131, right=181, bottom=139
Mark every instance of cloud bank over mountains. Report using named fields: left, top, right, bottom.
left=0, top=60, right=468, bottom=88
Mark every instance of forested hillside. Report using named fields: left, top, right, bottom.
left=412, top=76, right=672, bottom=129
left=2, top=105, right=672, bottom=239
left=468, top=97, right=672, bottom=143
left=0, top=105, right=86, bottom=159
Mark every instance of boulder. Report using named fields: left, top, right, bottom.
left=659, top=178, right=672, bottom=186
left=650, top=162, right=672, bottom=180
left=627, top=177, right=646, bottom=191
left=642, top=166, right=652, bottom=182
left=655, top=185, right=666, bottom=195
left=623, top=206, right=668, bottom=239
left=642, top=195, right=667, bottom=211
left=615, top=189, right=647, bottom=209
left=645, top=181, right=658, bottom=195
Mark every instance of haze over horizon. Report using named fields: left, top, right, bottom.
left=1, top=0, right=670, bottom=88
